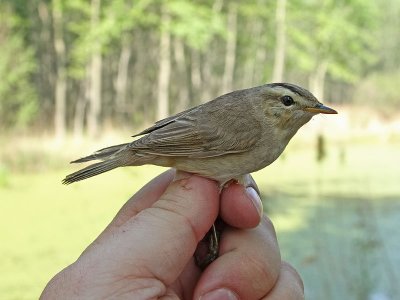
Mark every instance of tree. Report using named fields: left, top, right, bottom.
left=221, top=3, right=238, bottom=94
left=156, top=7, right=171, bottom=120
left=236, top=0, right=275, bottom=87
left=272, top=0, right=286, bottom=82
left=288, top=0, right=378, bottom=99
left=87, top=0, right=102, bottom=137
left=52, top=0, right=67, bottom=139
left=0, top=0, right=395, bottom=135
left=0, top=3, right=37, bottom=129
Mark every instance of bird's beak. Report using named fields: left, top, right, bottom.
left=304, top=104, right=337, bottom=114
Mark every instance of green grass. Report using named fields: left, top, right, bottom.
left=0, top=165, right=164, bottom=299
left=0, top=139, right=399, bottom=299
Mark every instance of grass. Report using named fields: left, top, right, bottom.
left=0, top=165, right=163, bottom=299
left=0, top=136, right=399, bottom=299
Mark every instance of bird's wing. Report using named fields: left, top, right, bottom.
left=128, top=103, right=262, bottom=158
left=132, top=106, right=198, bottom=137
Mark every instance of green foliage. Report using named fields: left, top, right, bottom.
left=236, top=0, right=276, bottom=82
left=167, top=0, right=225, bottom=50
left=288, top=0, right=379, bottom=82
left=0, top=4, right=37, bottom=129
left=64, top=0, right=93, bottom=78
left=100, top=0, right=157, bottom=45
left=376, top=0, right=400, bottom=71
left=0, top=0, right=398, bottom=130
left=66, top=0, right=155, bottom=78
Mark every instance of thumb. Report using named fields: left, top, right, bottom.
left=101, top=172, right=220, bottom=284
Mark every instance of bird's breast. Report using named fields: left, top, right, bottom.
left=170, top=143, right=285, bottom=183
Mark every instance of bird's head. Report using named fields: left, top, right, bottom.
left=257, top=83, right=337, bottom=135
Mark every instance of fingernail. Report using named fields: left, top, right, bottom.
left=199, top=288, right=239, bottom=300
left=246, top=186, right=263, bottom=217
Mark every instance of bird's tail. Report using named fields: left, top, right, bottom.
left=62, top=157, right=125, bottom=185
left=62, top=143, right=130, bottom=185
left=71, top=143, right=129, bottom=163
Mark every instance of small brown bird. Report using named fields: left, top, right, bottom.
left=63, top=83, right=337, bottom=185
left=63, top=83, right=337, bottom=268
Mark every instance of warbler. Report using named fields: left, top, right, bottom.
left=63, top=82, right=336, bottom=185
left=63, top=82, right=337, bottom=268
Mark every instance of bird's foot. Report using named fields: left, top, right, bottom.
left=194, top=220, right=223, bottom=270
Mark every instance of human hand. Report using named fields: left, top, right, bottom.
left=41, top=170, right=304, bottom=299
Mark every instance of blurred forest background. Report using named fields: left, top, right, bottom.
left=1, top=0, right=399, bottom=135
left=0, top=0, right=400, bottom=299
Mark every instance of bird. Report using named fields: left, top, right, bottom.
left=63, top=82, right=337, bottom=268
left=63, top=82, right=337, bottom=186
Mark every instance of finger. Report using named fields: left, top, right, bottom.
left=95, top=168, right=176, bottom=243
left=263, top=262, right=304, bottom=300
left=109, top=168, right=176, bottom=227
left=168, top=260, right=200, bottom=299
left=193, top=216, right=281, bottom=300
left=220, top=179, right=263, bottom=229
left=89, top=172, right=220, bottom=285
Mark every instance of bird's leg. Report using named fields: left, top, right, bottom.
left=194, top=175, right=253, bottom=269
left=194, top=218, right=224, bottom=270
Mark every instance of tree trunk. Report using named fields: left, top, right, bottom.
left=309, top=60, right=328, bottom=100
left=37, top=1, right=54, bottom=127
left=242, top=20, right=261, bottom=88
left=201, top=52, right=213, bottom=101
left=173, top=38, right=190, bottom=112
left=254, top=40, right=267, bottom=84
left=190, top=50, right=202, bottom=103
left=52, top=0, right=67, bottom=140
left=87, top=0, right=102, bottom=137
left=156, top=10, right=171, bottom=120
left=201, top=0, right=223, bottom=100
left=115, top=39, right=131, bottom=119
left=222, top=4, right=237, bottom=94
left=272, top=0, right=286, bottom=82
left=73, top=73, right=89, bottom=139
left=73, top=96, right=87, bottom=140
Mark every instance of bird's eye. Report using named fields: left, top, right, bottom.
left=281, top=95, right=294, bottom=106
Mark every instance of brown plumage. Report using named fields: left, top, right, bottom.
left=63, top=83, right=337, bottom=185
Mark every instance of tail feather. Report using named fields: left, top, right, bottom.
left=71, top=143, right=129, bottom=163
left=62, top=158, right=124, bottom=185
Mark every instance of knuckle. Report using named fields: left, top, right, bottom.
left=281, top=261, right=304, bottom=292
left=260, top=215, right=278, bottom=239
left=244, top=251, right=281, bottom=294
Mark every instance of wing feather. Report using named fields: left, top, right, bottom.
left=129, top=98, right=262, bottom=158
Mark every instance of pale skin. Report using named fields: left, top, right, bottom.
left=41, top=170, right=304, bottom=300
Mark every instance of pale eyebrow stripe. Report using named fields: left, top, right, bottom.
left=268, top=83, right=306, bottom=97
